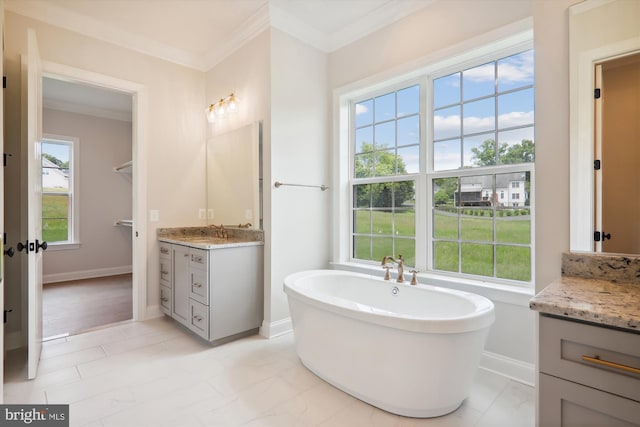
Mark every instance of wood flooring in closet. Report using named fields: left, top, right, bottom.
left=43, top=273, right=133, bottom=339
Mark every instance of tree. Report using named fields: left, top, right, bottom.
left=434, top=177, right=458, bottom=206
left=43, top=153, right=69, bottom=169
left=471, top=138, right=534, bottom=166
left=355, top=143, right=415, bottom=207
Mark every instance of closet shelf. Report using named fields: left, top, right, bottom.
left=114, top=160, right=133, bottom=173
left=114, top=219, right=133, bottom=227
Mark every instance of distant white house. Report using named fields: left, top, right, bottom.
left=42, top=157, right=69, bottom=190
left=456, top=174, right=528, bottom=208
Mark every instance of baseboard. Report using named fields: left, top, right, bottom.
left=144, top=305, right=164, bottom=320
left=5, top=331, right=24, bottom=351
left=480, top=350, right=535, bottom=386
left=259, top=317, right=292, bottom=338
left=43, top=265, right=133, bottom=284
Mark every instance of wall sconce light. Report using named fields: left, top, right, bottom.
left=206, top=93, right=239, bottom=123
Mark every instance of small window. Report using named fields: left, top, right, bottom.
left=42, top=138, right=78, bottom=244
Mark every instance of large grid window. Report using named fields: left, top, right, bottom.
left=352, top=85, right=420, bottom=266
left=349, top=48, right=534, bottom=285
left=42, top=139, right=76, bottom=244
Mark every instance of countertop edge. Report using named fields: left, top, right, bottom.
left=159, top=237, right=264, bottom=250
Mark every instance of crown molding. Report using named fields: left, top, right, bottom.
left=44, top=98, right=132, bottom=122
left=269, top=3, right=329, bottom=51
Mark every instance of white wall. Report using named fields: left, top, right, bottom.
left=42, top=108, right=133, bottom=282
left=4, top=11, right=206, bottom=344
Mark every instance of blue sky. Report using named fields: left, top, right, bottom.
left=42, top=140, right=71, bottom=164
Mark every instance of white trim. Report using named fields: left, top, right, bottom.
left=259, top=317, right=293, bottom=339
left=43, top=265, right=132, bottom=284
left=41, top=60, right=148, bottom=322
left=45, top=242, right=80, bottom=251
left=480, top=351, right=535, bottom=386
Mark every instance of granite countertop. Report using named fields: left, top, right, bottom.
left=530, top=253, right=640, bottom=332
left=157, top=226, right=264, bottom=250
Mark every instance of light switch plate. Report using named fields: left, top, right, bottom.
left=198, top=209, right=206, bottom=219
left=150, top=210, right=159, bottom=222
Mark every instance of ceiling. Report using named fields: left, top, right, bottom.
left=7, top=0, right=434, bottom=71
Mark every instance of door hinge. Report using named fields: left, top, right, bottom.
left=594, top=231, right=611, bottom=242
left=3, top=153, right=12, bottom=167
left=594, top=88, right=601, bottom=99
left=594, top=159, right=601, bottom=170
left=2, top=76, right=6, bottom=89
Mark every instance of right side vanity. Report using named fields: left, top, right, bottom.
left=530, top=253, right=640, bottom=426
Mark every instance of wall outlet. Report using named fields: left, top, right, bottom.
left=207, top=209, right=214, bottom=219
left=150, top=210, right=160, bottom=222
left=245, top=209, right=253, bottom=220
left=198, top=208, right=206, bottom=219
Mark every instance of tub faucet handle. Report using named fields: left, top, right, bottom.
left=409, top=269, right=418, bottom=286
left=382, top=266, right=392, bottom=280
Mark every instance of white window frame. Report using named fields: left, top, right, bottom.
left=42, top=134, right=80, bottom=250
left=333, top=26, right=535, bottom=291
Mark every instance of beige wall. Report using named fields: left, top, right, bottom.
left=42, top=108, right=133, bottom=280
left=4, top=11, right=206, bottom=341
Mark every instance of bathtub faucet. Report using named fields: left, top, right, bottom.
left=381, top=255, right=405, bottom=283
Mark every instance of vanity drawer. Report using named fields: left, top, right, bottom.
left=189, top=300, right=209, bottom=340
left=159, top=243, right=171, bottom=259
left=160, top=285, right=172, bottom=315
left=189, top=248, right=208, bottom=270
left=190, top=269, right=209, bottom=305
left=540, top=315, right=640, bottom=402
left=159, top=257, right=172, bottom=286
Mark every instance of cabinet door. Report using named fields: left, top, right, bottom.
left=189, top=300, right=209, bottom=340
left=172, top=245, right=190, bottom=326
left=539, top=373, right=640, bottom=427
left=190, top=269, right=208, bottom=305
left=159, top=285, right=172, bottom=315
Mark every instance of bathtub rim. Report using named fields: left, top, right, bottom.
left=284, top=269, right=495, bottom=334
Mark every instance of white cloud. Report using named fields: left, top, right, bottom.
left=434, top=110, right=534, bottom=137
left=355, top=103, right=369, bottom=115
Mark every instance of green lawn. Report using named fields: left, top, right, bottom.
left=42, top=194, right=69, bottom=242
left=355, top=208, right=531, bottom=282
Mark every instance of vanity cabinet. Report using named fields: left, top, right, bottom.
left=538, top=315, right=640, bottom=426
left=158, top=241, right=263, bottom=343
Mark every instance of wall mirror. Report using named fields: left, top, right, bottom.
left=206, top=121, right=263, bottom=229
left=569, top=0, right=640, bottom=255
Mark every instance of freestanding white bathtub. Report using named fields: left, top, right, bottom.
left=283, top=269, right=495, bottom=418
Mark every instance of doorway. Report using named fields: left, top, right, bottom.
left=41, top=77, right=134, bottom=338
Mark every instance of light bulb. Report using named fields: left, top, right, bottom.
left=216, top=99, right=226, bottom=117
left=227, top=93, right=238, bottom=113
left=205, top=104, right=216, bottom=123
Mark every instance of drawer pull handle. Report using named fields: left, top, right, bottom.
left=582, top=355, right=640, bottom=375
left=160, top=297, right=168, bottom=302
left=160, top=270, right=169, bottom=275
left=193, top=283, right=202, bottom=288
left=160, top=248, right=169, bottom=254
left=192, top=315, right=202, bottom=322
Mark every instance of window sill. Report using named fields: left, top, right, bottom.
left=329, top=261, right=534, bottom=307
left=46, top=242, right=81, bottom=251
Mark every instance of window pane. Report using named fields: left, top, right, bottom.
left=433, top=177, right=458, bottom=207
left=496, top=245, right=531, bottom=281
left=433, top=208, right=458, bottom=239
left=459, top=175, right=493, bottom=208
left=354, top=236, right=371, bottom=260
left=434, top=241, right=459, bottom=272
left=395, top=238, right=415, bottom=268
left=397, top=145, right=419, bottom=174
left=461, top=243, right=493, bottom=277
left=354, top=184, right=371, bottom=208
left=374, top=149, right=396, bottom=177
left=397, top=115, right=419, bottom=147
left=463, top=62, right=495, bottom=101
left=372, top=237, right=394, bottom=261
left=498, top=88, right=534, bottom=129
left=355, top=99, right=373, bottom=127
left=374, top=121, right=395, bottom=150
left=463, top=98, right=495, bottom=135
left=371, top=210, right=393, bottom=234
left=434, top=106, right=460, bottom=140
left=464, top=132, right=496, bottom=168
left=43, top=193, right=69, bottom=220
left=375, top=93, right=395, bottom=122
left=42, top=218, right=69, bottom=242
left=498, top=127, right=534, bottom=164
left=496, top=209, right=531, bottom=244
left=371, top=183, right=393, bottom=208
left=354, top=153, right=374, bottom=178
left=397, top=85, right=419, bottom=117
left=434, top=139, right=461, bottom=171
left=461, top=208, right=493, bottom=242
left=498, top=50, right=534, bottom=92
left=355, top=126, right=373, bottom=154
left=354, top=210, right=371, bottom=234
left=434, top=73, right=460, bottom=108
left=394, top=181, right=415, bottom=236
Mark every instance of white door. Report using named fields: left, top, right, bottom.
left=0, top=0, right=6, bottom=402
left=24, top=28, right=44, bottom=379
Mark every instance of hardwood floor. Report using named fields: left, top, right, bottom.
left=43, top=274, right=133, bottom=339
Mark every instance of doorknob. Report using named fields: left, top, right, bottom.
left=36, top=240, right=48, bottom=253
left=16, top=241, right=29, bottom=253
left=4, top=246, right=15, bottom=257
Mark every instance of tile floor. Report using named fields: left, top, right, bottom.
left=4, top=317, right=535, bottom=427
